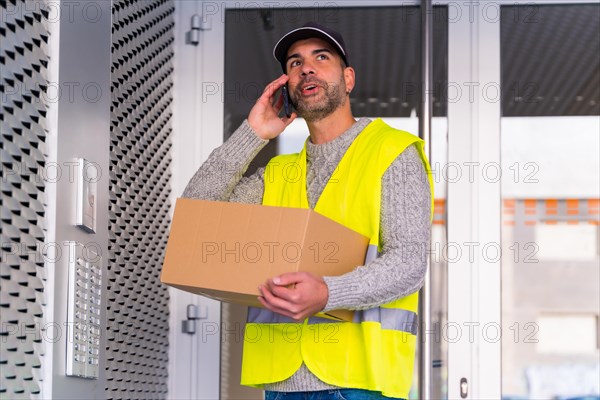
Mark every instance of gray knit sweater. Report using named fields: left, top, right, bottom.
left=182, top=117, right=431, bottom=392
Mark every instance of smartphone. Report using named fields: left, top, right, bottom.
left=282, top=85, right=292, bottom=118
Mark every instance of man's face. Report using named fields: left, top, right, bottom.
left=284, top=37, right=350, bottom=122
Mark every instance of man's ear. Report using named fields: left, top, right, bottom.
left=344, top=66, right=355, bottom=94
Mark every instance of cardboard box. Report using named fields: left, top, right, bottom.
left=160, top=198, right=369, bottom=321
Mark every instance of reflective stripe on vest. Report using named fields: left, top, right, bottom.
left=251, top=308, right=419, bottom=336
left=241, top=118, right=434, bottom=399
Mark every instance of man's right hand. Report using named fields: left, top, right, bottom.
left=248, top=74, right=297, bottom=140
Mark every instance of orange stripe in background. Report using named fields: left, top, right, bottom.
left=588, top=199, right=600, bottom=214
left=437, top=198, right=598, bottom=225
left=503, top=199, right=515, bottom=215
left=524, top=199, right=537, bottom=208
left=566, top=199, right=579, bottom=215
left=524, top=200, right=537, bottom=216
left=545, top=199, right=558, bottom=215
left=434, top=199, right=445, bottom=214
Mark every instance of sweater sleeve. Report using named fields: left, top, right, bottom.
left=181, top=119, right=267, bottom=204
left=322, top=144, right=431, bottom=311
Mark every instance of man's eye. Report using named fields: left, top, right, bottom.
left=317, top=54, right=328, bottom=60
left=289, top=60, right=301, bottom=68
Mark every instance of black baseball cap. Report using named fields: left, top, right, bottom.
left=273, top=22, right=349, bottom=71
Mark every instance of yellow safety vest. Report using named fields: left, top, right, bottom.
left=241, top=118, right=434, bottom=398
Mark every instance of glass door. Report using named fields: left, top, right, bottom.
left=224, top=4, right=449, bottom=398
left=499, top=4, right=600, bottom=399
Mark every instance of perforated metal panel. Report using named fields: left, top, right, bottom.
left=1, top=0, right=50, bottom=397
left=107, top=0, right=174, bottom=398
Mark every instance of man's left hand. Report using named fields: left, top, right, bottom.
left=258, top=272, right=329, bottom=321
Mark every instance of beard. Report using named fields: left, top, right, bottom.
left=291, top=74, right=347, bottom=122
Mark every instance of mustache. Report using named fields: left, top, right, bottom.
left=293, top=76, right=328, bottom=95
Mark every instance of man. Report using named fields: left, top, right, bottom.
left=183, top=22, right=432, bottom=400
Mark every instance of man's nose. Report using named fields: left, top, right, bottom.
left=300, top=61, right=316, bottom=75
